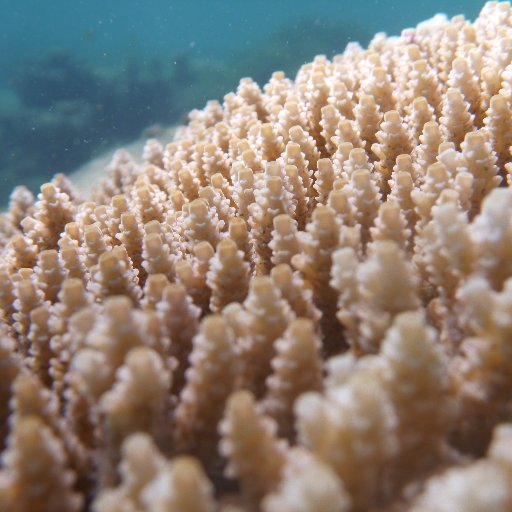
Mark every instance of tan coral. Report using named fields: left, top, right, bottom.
left=206, top=238, right=250, bottom=312
left=93, top=433, right=167, bottom=512
left=173, top=315, right=238, bottom=476
left=239, top=276, right=294, bottom=398
left=0, top=416, right=82, bottom=512
left=262, top=318, right=323, bottom=440
left=99, top=347, right=172, bottom=484
left=219, top=390, right=288, bottom=507
left=295, top=364, right=397, bottom=510
left=3, top=4, right=512, bottom=510
left=411, top=423, right=512, bottom=512
left=155, top=282, right=200, bottom=396
left=0, top=335, right=20, bottom=450
left=262, top=448, right=351, bottom=512
left=380, top=311, right=457, bottom=482
left=142, top=456, right=217, bottom=512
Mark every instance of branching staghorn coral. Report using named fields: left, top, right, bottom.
left=4, top=3, right=512, bottom=510
left=411, top=423, right=512, bottom=511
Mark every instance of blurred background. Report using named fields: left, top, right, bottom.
left=0, top=0, right=485, bottom=203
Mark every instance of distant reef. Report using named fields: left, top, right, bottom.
left=0, top=19, right=369, bottom=204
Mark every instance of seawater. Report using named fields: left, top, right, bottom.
left=0, top=0, right=485, bottom=203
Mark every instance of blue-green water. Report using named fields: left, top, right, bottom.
left=0, top=0, right=486, bottom=203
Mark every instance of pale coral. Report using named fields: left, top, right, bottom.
left=3, top=3, right=512, bottom=511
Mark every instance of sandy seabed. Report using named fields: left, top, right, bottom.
left=69, top=125, right=177, bottom=195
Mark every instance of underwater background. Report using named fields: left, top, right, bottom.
left=0, top=0, right=485, bottom=204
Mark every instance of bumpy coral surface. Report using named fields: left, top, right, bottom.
left=4, top=2, right=512, bottom=510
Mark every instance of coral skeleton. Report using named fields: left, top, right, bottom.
left=3, top=2, right=512, bottom=510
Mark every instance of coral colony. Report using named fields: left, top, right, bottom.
left=3, top=2, right=512, bottom=511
